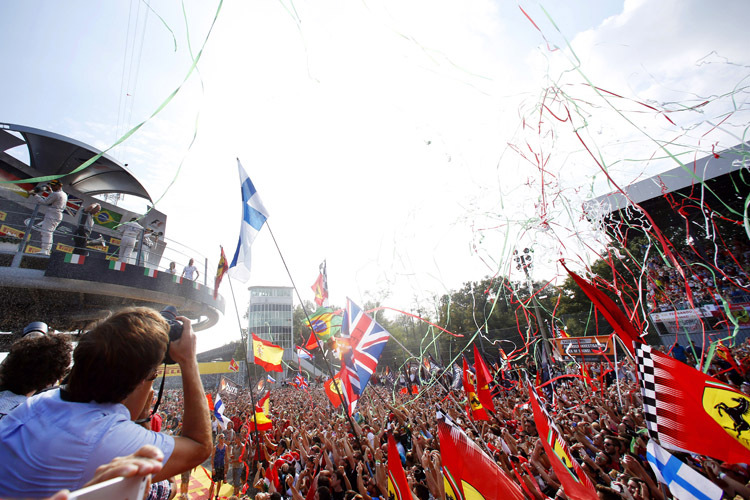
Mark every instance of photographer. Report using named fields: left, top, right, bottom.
left=0, top=322, right=72, bottom=420
left=28, top=179, right=67, bottom=255
left=0, top=307, right=212, bottom=498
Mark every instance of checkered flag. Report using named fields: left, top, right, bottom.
left=635, top=344, right=658, bottom=439
left=635, top=343, right=689, bottom=453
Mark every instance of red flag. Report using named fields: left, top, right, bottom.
left=206, top=393, right=214, bottom=411
left=473, top=345, right=496, bottom=413
left=562, top=263, right=642, bottom=354
left=386, top=434, right=412, bottom=500
left=265, top=461, right=280, bottom=490
left=528, top=384, right=598, bottom=500
left=311, top=261, right=328, bottom=306
left=716, top=342, right=745, bottom=376
left=304, top=329, right=321, bottom=350
left=438, top=422, right=525, bottom=500
left=635, top=343, right=750, bottom=463
left=324, top=376, right=345, bottom=408
left=462, top=358, right=489, bottom=421
left=213, top=246, right=229, bottom=299
left=229, top=358, right=240, bottom=372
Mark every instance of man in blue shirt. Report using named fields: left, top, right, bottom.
left=0, top=307, right=212, bottom=498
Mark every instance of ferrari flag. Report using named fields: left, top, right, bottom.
left=387, top=434, right=413, bottom=500
left=636, top=343, right=750, bottom=464
left=229, top=358, right=240, bottom=372
left=438, top=421, right=525, bottom=500
left=473, top=345, right=496, bottom=413
left=324, top=376, right=345, bottom=408
left=462, top=358, right=488, bottom=421
left=528, top=383, right=598, bottom=500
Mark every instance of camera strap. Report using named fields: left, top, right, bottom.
left=134, top=359, right=168, bottom=425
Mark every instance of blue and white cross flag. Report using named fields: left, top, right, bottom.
left=213, top=393, right=231, bottom=430
left=646, top=440, right=723, bottom=500
left=227, top=159, right=269, bottom=283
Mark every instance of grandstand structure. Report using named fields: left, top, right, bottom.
left=587, top=144, right=750, bottom=348
left=0, top=123, right=224, bottom=348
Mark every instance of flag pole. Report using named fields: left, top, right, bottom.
left=613, top=338, right=623, bottom=407
left=264, top=222, right=359, bottom=441
left=225, top=271, right=262, bottom=448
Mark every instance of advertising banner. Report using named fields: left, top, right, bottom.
left=553, top=335, right=615, bottom=359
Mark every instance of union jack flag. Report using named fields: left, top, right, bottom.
left=339, top=298, right=391, bottom=415
left=293, top=374, right=309, bottom=390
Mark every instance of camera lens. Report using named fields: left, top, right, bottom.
left=160, top=306, right=183, bottom=364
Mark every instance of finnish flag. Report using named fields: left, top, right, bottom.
left=213, top=393, right=231, bottom=429
left=646, top=440, right=723, bottom=500
left=227, top=159, right=269, bottom=283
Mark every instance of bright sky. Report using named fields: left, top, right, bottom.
left=1, top=0, right=748, bottom=352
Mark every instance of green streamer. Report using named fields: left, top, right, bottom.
left=1, top=0, right=224, bottom=187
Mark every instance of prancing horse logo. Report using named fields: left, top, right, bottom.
left=715, top=397, right=750, bottom=437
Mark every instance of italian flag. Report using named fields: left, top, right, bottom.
left=144, top=268, right=158, bottom=278
left=192, top=281, right=201, bottom=290
left=64, top=254, right=85, bottom=265
left=172, top=275, right=183, bottom=284
left=109, top=261, right=126, bottom=272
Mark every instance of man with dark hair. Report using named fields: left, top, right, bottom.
left=0, top=307, right=212, bottom=498
left=0, top=324, right=72, bottom=419
left=316, top=485, right=332, bottom=500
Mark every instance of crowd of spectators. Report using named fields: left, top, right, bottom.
left=646, top=239, right=750, bottom=312
left=149, top=344, right=750, bottom=500
left=3, top=307, right=750, bottom=500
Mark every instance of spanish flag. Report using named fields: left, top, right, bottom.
left=247, top=391, right=273, bottom=431
left=213, top=246, right=229, bottom=299
left=252, top=333, right=284, bottom=372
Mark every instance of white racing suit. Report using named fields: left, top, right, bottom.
left=33, top=190, right=67, bottom=255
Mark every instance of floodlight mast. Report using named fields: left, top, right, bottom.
left=513, top=248, right=553, bottom=364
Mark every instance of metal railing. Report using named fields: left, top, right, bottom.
left=0, top=205, right=219, bottom=287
